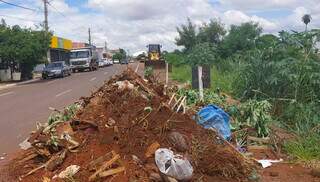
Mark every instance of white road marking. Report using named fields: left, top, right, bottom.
left=46, top=80, right=57, bottom=85
left=0, top=91, right=14, bottom=97
left=135, top=63, right=140, bottom=73
left=55, top=89, right=72, bottom=97
left=104, top=72, right=108, bottom=75
left=90, top=77, right=97, bottom=81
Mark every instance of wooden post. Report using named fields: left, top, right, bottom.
left=198, top=66, right=204, bottom=101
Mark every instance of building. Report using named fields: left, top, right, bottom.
left=72, top=42, right=90, bottom=49
left=49, top=36, right=72, bottom=64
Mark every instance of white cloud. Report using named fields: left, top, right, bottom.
left=0, top=0, right=319, bottom=52
left=222, top=10, right=278, bottom=33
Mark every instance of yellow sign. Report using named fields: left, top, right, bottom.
left=50, top=36, right=72, bottom=50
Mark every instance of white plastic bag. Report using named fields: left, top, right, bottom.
left=155, top=148, right=193, bottom=180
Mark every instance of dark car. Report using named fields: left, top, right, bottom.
left=120, top=59, right=129, bottom=64
left=42, top=62, right=71, bottom=79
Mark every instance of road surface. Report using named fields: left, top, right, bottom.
left=0, top=63, right=140, bottom=160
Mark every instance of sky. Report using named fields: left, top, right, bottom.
left=0, top=0, right=319, bottom=54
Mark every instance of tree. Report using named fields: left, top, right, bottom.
left=197, top=19, right=226, bottom=45
left=256, top=34, right=279, bottom=50
left=0, top=23, right=51, bottom=79
left=220, top=22, right=262, bottom=58
left=175, top=18, right=197, bottom=52
left=186, top=43, right=217, bottom=66
left=302, top=14, right=312, bottom=32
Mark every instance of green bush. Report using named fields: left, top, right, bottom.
left=284, top=134, right=320, bottom=161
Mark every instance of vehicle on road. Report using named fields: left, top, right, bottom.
left=113, top=59, right=120, bottom=64
left=42, top=62, right=71, bottom=79
left=120, top=59, right=129, bottom=64
left=70, top=47, right=99, bottom=72
left=98, top=60, right=106, bottom=67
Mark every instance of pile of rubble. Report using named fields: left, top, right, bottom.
left=3, top=69, right=257, bottom=182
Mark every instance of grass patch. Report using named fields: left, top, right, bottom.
left=170, top=64, right=237, bottom=93
left=170, top=64, right=191, bottom=83
left=284, top=134, right=320, bottom=161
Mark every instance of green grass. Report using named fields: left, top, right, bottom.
left=170, top=64, right=237, bottom=93
left=284, top=134, right=320, bottom=161
left=170, top=65, right=191, bottom=83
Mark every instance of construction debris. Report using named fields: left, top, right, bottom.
left=58, top=165, right=80, bottom=179
left=2, top=69, right=256, bottom=182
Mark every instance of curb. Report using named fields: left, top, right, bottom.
left=0, top=78, right=40, bottom=91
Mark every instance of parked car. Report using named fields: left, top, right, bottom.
left=42, top=62, right=71, bottom=79
left=106, top=59, right=113, bottom=66
left=113, top=59, right=120, bottom=64
left=120, top=59, right=129, bottom=64
left=98, top=60, right=106, bottom=67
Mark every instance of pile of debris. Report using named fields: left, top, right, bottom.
left=3, top=69, right=257, bottom=182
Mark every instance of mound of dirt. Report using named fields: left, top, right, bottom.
left=1, top=69, right=256, bottom=182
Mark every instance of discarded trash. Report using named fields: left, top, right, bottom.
left=196, top=105, right=231, bottom=140
left=257, top=159, right=283, bottom=168
left=19, top=138, right=32, bottom=150
left=58, top=165, right=80, bottom=179
left=155, top=148, right=193, bottom=180
left=115, top=80, right=134, bottom=90
left=145, top=142, right=160, bottom=158
left=168, top=132, right=188, bottom=152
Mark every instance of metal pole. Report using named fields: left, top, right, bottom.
left=43, top=0, right=48, bottom=32
left=43, top=0, right=50, bottom=63
left=88, top=28, right=92, bottom=46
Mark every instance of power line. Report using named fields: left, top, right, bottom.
left=0, top=14, right=40, bottom=23
left=46, top=1, right=87, bottom=30
left=0, top=0, right=37, bottom=12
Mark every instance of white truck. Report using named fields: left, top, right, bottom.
left=69, top=47, right=99, bottom=72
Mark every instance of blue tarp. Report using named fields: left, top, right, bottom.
left=196, top=105, right=231, bottom=140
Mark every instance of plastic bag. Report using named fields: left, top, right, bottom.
left=196, top=105, right=231, bottom=140
left=155, top=148, right=193, bottom=180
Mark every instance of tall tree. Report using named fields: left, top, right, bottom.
left=175, top=18, right=197, bottom=52
left=197, top=19, right=226, bottom=45
left=0, top=24, right=51, bottom=79
left=302, top=14, right=312, bottom=32
left=220, top=22, right=262, bottom=58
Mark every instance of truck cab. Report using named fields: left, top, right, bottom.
left=70, top=47, right=98, bottom=72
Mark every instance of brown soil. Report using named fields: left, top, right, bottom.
left=0, top=69, right=256, bottom=182
left=0, top=69, right=318, bottom=182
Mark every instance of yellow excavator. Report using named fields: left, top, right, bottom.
left=144, top=44, right=166, bottom=82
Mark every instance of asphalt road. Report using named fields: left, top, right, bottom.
left=0, top=63, right=140, bottom=159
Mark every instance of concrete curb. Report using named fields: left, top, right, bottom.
left=0, top=78, right=41, bottom=91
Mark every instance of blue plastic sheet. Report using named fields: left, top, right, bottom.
left=196, top=105, right=231, bottom=140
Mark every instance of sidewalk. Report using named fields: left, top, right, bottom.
left=0, top=78, right=41, bottom=91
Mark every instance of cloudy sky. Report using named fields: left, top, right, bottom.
left=0, top=0, right=319, bottom=53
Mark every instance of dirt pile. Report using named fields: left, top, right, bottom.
left=2, top=69, right=256, bottom=182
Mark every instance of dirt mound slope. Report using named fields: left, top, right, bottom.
left=1, top=69, right=256, bottom=182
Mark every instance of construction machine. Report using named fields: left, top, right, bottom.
left=144, top=44, right=167, bottom=83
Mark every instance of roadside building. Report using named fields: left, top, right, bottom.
left=49, top=36, right=72, bottom=64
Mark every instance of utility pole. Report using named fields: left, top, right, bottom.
left=104, top=41, right=108, bottom=51
left=43, top=0, right=50, bottom=62
left=88, top=28, right=92, bottom=46
left=43, top=0, right=48, bottom=32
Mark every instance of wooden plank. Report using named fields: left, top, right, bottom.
left=99, top=167, right=125, bottom=178
left=89, top=154, right=120, bottom=181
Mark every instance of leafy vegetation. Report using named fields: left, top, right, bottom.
left=0, top=20, right=51, bottom=79
left=167, top=16, right=320, bottom=161
left=48, top=104, right=80, bottom=125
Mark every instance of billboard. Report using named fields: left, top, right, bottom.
left=50, top=36, right=72, bottom=50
